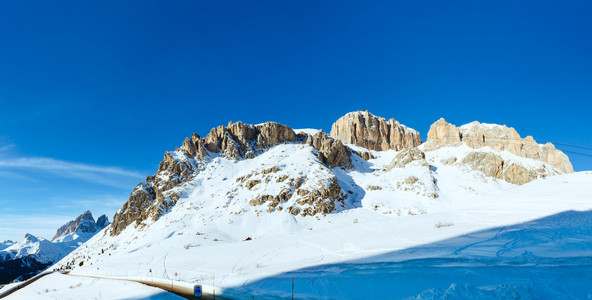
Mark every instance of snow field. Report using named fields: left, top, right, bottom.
left=48, top=143, right=592, bottom=299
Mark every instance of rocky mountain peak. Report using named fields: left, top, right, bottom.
left=24, top=233, right=38, bottom=242
left=53, top=211, right=109, bottom=241
left=424, top=118, right=574, bottom=174
left=110, top=119, right=360, bottom=236
left=330, top=110, right=421, bottom=151
left=96, top=215, right=110, bottom=229
left=204, top=121, right=297, bottom=159
left=426, top=118, right=461, bottom=146
left=110, top=121, right=299, bottom=236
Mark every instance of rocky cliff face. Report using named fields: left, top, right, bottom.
left=52, top=211, right=109, bottom=241
left=458, top=151, right=560, bottom=185
left=424, top=118, right=573, bottom=173
left=330, top=111, right=421, bottom=151
left=96, top=215, right=110, bottom=229
left=110, top=121, right=354, bottom=236
left=204, top=121, right=296, bottom=159
left=305, top=130, right=352, bottom=169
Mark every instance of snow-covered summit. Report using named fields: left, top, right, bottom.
left=0, top=240, right=15, bottom=251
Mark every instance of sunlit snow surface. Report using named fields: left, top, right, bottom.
left=3, top=273, right=182, bottom=300
left=47, top=143, right=592, bottom=299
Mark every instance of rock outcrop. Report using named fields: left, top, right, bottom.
left=111, top=121, right=298, bottom=236
left=459, top=150, right=560, bottom=185
left=305, top=130, right=352, bottom=168
left=385, top=148, right=429, bottom=171
left=96, top=215, right=110, bottom=229
left=382, top=148, right=439, bottom=198
left=248, top=174, right=346, bottom=217
left=460, top=152, right=505, bottom=180
left=425, top=118, right=573, bottom=173
left=330, top=111, right=421, bottom=151
left=204, top=121, right=296, bottom=159
left=52, top=211, right=109, bottom=241
left=111, top=145, right=206, bottom=236
left=426, top=118, right=461, bottom=146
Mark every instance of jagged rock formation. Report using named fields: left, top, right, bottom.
left=53, top=211, right=109, bottom=241
left=96, top=215, right=110, bottom=229
left=204, top=121, right=296, bottom=159
left=460, top=151, right=559, bottom=185
left=330, top=111, right=421, bottom=151
left=424, top=118, right=573, bottom=173
left=111, top=121, right=300, bottom=236
left=305, top=130, right=352, bottom=168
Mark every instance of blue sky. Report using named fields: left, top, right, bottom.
left=1, top=1, right=591, bottom=241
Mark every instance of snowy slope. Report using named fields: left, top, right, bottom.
left=1, top=234, right=72, bottom=264
left=0, top=241, right=14, bottom=251
left=3, top=272, right=183, bottom=300
left=47, top=137, right=592, bottom=299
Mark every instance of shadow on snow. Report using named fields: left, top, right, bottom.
left=223, top=210, right=592, bottom=299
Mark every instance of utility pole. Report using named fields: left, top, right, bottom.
left=292, top=277, right=294, bottom=300
left=213, top=273, right=216, bottom=300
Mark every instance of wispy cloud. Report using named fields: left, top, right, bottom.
left=0, top=144, right=15, bottom=152
left=0, top=169, right=36, bottom=181
left=0, top=157, right=144, bottom=188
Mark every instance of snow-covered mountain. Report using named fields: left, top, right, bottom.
left=0, top=211, right=109, bottom=284
left=0, top=241, right=14, bottom=251
left=47, top=111, right=591, bottom=299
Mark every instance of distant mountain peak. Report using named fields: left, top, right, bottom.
left=52, top=211, right=110, bottom=241
left=24, top=233, right=38, bottom=242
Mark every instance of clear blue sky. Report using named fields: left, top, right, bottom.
left=1, top=1, right=591, bottom=241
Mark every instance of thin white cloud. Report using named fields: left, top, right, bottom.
left=0, top=157, right=142, bottom=177
left=0, top=157, right=144, bottom=188
left=0, top=144, right=15, bottom=152
left=0, top=169, right=35, bottom=181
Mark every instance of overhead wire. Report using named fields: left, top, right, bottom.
left=420, top=134, right=592, bottom=158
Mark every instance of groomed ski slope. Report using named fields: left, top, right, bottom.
left=53, top=143, right=592, bottom=299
